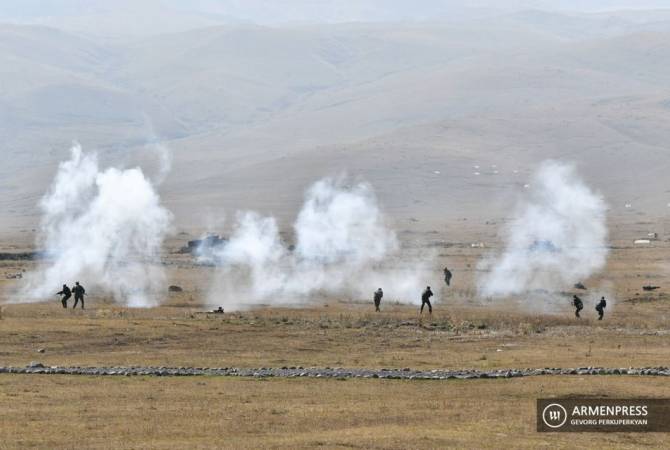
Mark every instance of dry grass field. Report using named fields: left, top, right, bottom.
left=1, top=301, right=670, bottom=371
left=2, top=236, right=670, bottom=448
left=1, top=375, right=669, bottom=449
left=2, top=239, right=670, bottom=371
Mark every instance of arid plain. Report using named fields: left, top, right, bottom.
left=2, top=220, right=670, bottom=448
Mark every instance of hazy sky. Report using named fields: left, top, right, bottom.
left=2, top=0, right=670, bottom=26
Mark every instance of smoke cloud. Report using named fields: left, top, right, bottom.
left=141, top=113, right=172, bottom=186
left=20, top=144, right=172, bottom=307
left=477, top=161, right=609, bottom=298
left=201, top=177, right=436, bottom=310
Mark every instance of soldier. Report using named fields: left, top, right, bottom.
left=595, top=296, right=607, bottom=320
left=443, top=267, right=453, bottom=287
left=56, top=284, right=72, bottom=309
left=72, top=282, right=86, bottom=310
left=572, top=295, right=583, bottom=318
left=420, top=286, right=433, bottom=315
left=373, top=288, right=383, bottom=312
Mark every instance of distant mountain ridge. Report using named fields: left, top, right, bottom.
left=1, top=8, right=670, bottom=236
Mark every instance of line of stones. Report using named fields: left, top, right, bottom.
left=1, top=364, right=669, bottom=379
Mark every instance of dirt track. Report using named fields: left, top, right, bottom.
left=3, top=364, right=669, bottom=379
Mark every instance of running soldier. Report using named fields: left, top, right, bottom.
left=572, top=295, right=583, bottom=318
left=595, top=296, right=607, bottom=320
left=72, top=282, right=86, bottom=309
left=373, top=288, right=383, bottom=312
left=420, top=286, right=433, bottom=315
left=443, top=267, right=453, bottom=287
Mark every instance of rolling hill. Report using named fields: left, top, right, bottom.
left=2, top=9, right=670, bottom=238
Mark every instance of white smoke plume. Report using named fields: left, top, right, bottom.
left=202, top=177, right=436, bottom=310
left=146, top=140, right=172, bottom=186
left=20, top=144, right=172, bottom=307
left=477, top=161, right=609, bottom=299
left=141, top=113, right=172, bottom=186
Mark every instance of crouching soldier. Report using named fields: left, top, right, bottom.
left=572, top=295, right=583, bottom=318
left=373, top=288, right=383, bottom=312
left=595, top=296, right=607, bottom=320
left=56, top=284, right=72, bottom=309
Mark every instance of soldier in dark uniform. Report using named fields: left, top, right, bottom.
left=572, top=295, right=583, bottom=318
left=595, top=296, right=607, bottom=320
left=72, top=282, right=86, bottom=309
left=373, top=288, right=383, bottom=312
left=420, top=286, right=433, bottom=315
left=56, top=284, right=72, bottom=309
left=443, top=267, right=452, bottom=287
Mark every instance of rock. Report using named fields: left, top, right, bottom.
left=3, top=364, right=670, bottom=379
left=37, top=348, right=45, bottom=353
left=168, top=285, right=183, bottom=293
